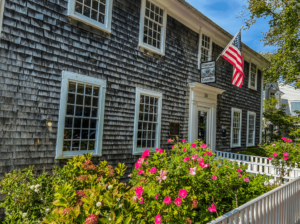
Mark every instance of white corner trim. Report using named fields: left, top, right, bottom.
left=246, top=111, right=256, bottom=147
left=0, top=0, right=5, bottom=38
left=133, top=87, right=163, bottom=155
left=138, top=0, right=167, bottom=56
left=67, top=0, right=113, bottom=33
left=259, top=72, right=264, bottom=143
left=55, top=71, right=107, bottom=159
left=231, top=108, right=242, bottom=148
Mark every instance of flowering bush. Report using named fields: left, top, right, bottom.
left=0, top=167, right=55, bottom=224
left=42, top=153, right=137, bottom=223
left=261, top=137, right=300, bottom=183
left=129, top=139, right=274, bottom=223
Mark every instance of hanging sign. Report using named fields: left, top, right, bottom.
left=200, top=61, right=216, bottom=83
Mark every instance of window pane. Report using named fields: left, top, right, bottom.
left=75, top=0, right=106, bottom=24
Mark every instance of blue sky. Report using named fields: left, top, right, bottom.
left=185, top=0, right=276, bottom=53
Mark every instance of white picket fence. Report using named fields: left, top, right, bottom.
left=208, top=176, right=300, bottom=224
left=215, top=151, right=300, bottom=183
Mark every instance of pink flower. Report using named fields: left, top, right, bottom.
left=178, top=189, right=187, bottom=199
left=197, top=157, right=203, bottom=163
left=244, top=177, right=250, bottom=182
left=283, top=156, right=289, bottom=161
left=168, top=139, right=173, bottom=143
left=211, top=175, right=217, bottom=180
left=138, top=170, right=143, bottom=175
left=200, top=144, right=208, bottom=149
left=259, top=142, right=261, bottom=145
left=136, top=187, right=143, bottom=198
left=192, top=154, right=197, bottom=161
left=135, top=162, right=141, bottom=169
left=149, top=167, right=157, bottom=174
left=141, top=149, right=150, bottom=158
left=156, top=169, right=167, bottom=183
left=189, top=167, right=197, bottom=175
left=182, top=139, right=186, bottom=143
left=199, top=162, right=209, bottom=168
left=286, top=139, right=293, bottom=143
left=238, top=174, right=241, bottom=177
left=268, top=157, right=272, bottom=161
left=174, top=197, right=182, bottom=206
left=183, top=157, right=190, bottom=162
left=172, top=145, right=175, bottom=149
left=139, top=197, right=143, bottom=203
left=272, top=144, right=276, bottom=146
left=164, top=197, right=171, bottom=205
left=156, top=148, right=164, bottom=154
left=183, top=148, right=187, bottom=153
left=273, top=153, right=278, bottom=157
left=155, top=193, right=160, bottom=200
left=283, top=152, right=289, bottom=156
left=208, top=203, right=217, bottom=213
left=206, top=151, right=213, bottom=156
left=191, top=143, right=197, bottom=148
left=237, top=169, right=242, bottom=173
left=155, top=214, right=162, bottom=224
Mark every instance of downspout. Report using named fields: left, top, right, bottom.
left=259, top=72, right=264, bottom=143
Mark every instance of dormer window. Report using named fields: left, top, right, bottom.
left=139, top=0, right=167, bottom=55
left=68, top=0, right=114, bottom=33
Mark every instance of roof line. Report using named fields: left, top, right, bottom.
left=176, top=0, right=270, bottom=64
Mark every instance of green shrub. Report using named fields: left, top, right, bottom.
left=0, top=167, right=55, bottom=224
left=42, top=154, right=137, bottom=224
left=238, top=147, right=268, bottom=157
left=129, top=139, right=274, bottom=224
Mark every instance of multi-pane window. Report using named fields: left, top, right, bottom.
left=68, top=0, right=113, bottom=33
left=75, top=0, right=106, bottom=24
left=56, top=72, right=106, bottom=158
left=143, top=1, right=163, bottom=49
left=247, top=112, right=256, bottom=146
left=249, top=63, right=257, bottom=89
left=201, top=34, right=211, bottom=62
left=231, top=108, right=242, bottom=147
left=133, top=88, right=162, bottom=154
left=139, top=0, right=167, bottom=55
left=63, top=82, right=100, bottom=152
left=137, top=95, right=159, bottom=148
left=270, top=92, right=275, bottom=98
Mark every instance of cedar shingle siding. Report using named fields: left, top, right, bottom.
left=0, top=0, right=261, bottom=185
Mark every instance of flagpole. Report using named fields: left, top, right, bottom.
left=215, top=26, right=244, bottom=62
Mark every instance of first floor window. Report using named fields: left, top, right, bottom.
left=139, top=0, right=167, bottom=55
left=56, top=71, right=106, bottom=158
left=68, top=0, right=113, bottom=33
left=249, top=63, right=257, bottom=90
left=231, top=108, right=242, bottom=147
left=247, top=111, right=256, bottom=146
left=133, top=88, right=162, bottom=154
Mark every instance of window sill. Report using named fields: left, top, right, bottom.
left=68, top=13, right=111, bottom=34
left=248, top=86, right=257, bottom=91
left=139, top=44, right=165, bottom=56
left=231, top=145, right=241, bottom=148
left=56, top=154, right=102, bottom=160
left=247, top=144, right=255, bottom=147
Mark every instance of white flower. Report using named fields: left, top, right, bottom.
left=45, top=208, right=50, bottom=213
left=96, top=202, right=102, bottom=207
left=35, top=189, right=39, bottom=193
left=119, top=204, right=123, bottom=208
left=22, top=213, right=27, bottom=218
left=35, top=184, right=40, bottom=188
left=30, top=185, right=35, bottom=190
left=128, top=174, right=132, bottom=177
left=108, top=185, right=113, bottom=189
left=117, top=198, right=120, bottom=202
left=108, top=218, right=111, bottom=221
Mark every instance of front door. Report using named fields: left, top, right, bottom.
left=198, top=111, right=207, bottom=143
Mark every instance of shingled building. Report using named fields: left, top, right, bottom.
left=0, top=0, right=269, bottom=179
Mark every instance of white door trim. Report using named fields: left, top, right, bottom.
left=188, top=83, right=225, bottom=152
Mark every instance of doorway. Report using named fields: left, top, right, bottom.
left=198, top=111, right=207, bottom=143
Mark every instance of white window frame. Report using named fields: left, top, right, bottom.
left=231, top=108, right=242, bottom=148
left=138, top=0, right=167, bottom=56
left=133, top=87, right=162, bottom=155
left=67, top=0, right=113, bottom=33
left=248, top=62, right=257, bottom=90
left=198, top=32, right=213, bottom=69
left=246, top=111, right=256, bottom=147
left=56, top=71, right=106, bottom=159
left=0, top=0, right=5, bottom=37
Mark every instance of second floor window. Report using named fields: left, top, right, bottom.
left=68, top=0, right=113, bottom=33
left=201, top=34, right=211, bottom=62
left=139, top=0, right=167, bottom=55
left=249, top=63, right=257, bottom=90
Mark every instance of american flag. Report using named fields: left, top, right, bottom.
left=222, top=30, right=244, bottom=88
